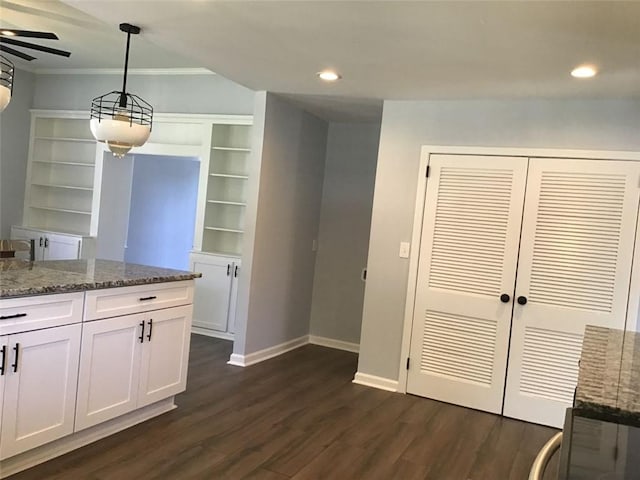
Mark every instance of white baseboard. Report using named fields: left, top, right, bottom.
left=353, top=372, right=399, bottom=392
left=309, top=335, right=359, bottom=353
left=227, top=335, right=309, bottom=367
left=191, top=326, right=234, bottom=341
left=0, top=398, right=176, bottom=478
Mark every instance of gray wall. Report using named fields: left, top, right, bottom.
left=358, top=98, right=640, bottom=381
left=234, top=92, right=328, bottom=356
left=32, top=73, right=255, bottom=114
left=309, top=122, right=380, bottom=344
left=0, top=69, right=35, bottom=237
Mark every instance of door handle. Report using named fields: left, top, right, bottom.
left=0, top=345, right=6, bottom=376
left=12, top=343, right=19, bottom=373
left=500, top=294, right=511, bottom=303
left=517, top=296, right=528, bottom=305
left=147, top=319, right=153, bottom=341
left=139, top=321, right=145, bottom=343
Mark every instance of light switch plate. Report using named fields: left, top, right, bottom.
left=399, top=242, right=410, bottom=258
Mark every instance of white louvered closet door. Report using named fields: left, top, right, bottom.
left=504, top=158, right=640, bottom=427
left=407, top=154, right=528, bottom=413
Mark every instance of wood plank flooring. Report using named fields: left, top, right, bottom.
left=8, top=335, right=560, bottom=479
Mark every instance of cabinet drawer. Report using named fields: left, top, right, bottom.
left=84, top=281, right=194, bottom=321
left=0, top=292, right=84, bottom=335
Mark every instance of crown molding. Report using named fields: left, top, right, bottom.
left=32, top=67, right=215, bottom=76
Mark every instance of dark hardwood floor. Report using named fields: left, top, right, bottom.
left=9, top=335, right=559, bottom=479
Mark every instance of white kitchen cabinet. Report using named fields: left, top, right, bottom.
left=74, top=314, right=143, bottom=431
left=190, top=252, right=240, bottom=336
left=138, top=305, right=192, bottom=407
left=0, top=324, right=81, bottom=460
left=0, top=335, right=6, bottom=443
left=75, top=305, right=192, bottom=431
left=11, top=226, right=95, bottom=261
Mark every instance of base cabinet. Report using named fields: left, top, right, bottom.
left=11, top=226, right=95, bottom=261
left=190, top=253, right=240, bottom=335
left=75, top=305, right=192, bottom=431
left=0, top=324, right=81, bottom=460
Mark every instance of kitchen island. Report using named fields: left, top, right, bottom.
left=0, top=259, right=201, bottom=478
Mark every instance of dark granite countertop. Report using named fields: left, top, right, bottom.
left=574, top=325, right=640, bottom=427
left=0, top=259, right=201, bottom=299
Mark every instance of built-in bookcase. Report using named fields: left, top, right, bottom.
left=201, top=124, right=252, bottom=256
left=23, top=112, right=98, bottom=236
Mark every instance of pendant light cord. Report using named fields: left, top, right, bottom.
left=119, top=30, right=131, bottom=108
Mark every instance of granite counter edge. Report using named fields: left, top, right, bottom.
left=0, top=273, right=203, bottom=299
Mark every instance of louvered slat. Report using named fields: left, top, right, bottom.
left=421, top=310, right=497, bottom=386
left=520, top=327, right=583, bottom=403
left=428, top=167, right=515, bottom=297
left=528, top=172, right=626, bottom=313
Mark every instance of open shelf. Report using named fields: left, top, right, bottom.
left=204, top=226, right=244, bottom=234
left=207, top=200, right=246, bottom=206
left=35, top=136, right=96, bottom=144
left=30, top=206, right=92, bottom=215
left=211, top=146, right=251, bottom=153
left=209, top=173, right=249, bottom=180
left=33, top=160, right=95, bottom=167
left=32, top=183, right=93, bottom=191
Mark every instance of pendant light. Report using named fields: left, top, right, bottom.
left=90, top=23, right=152, bottom=157
left=0, top=54, right=13, bottom=112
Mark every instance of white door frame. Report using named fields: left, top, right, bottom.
left=397, top=145, right=640, bottom=394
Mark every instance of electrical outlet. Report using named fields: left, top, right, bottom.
left=399, top=242, right=410, bottom=258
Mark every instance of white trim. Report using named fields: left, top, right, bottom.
left=191, top=327, right=234, bottom=341
left=397, top=149, right=431, bottom=394
left=353, top=372, right=398, bottom=392
left=227, top=335, right=309, bottom=367
left=308, top=335, right=359, bottom=353
left=33, top=68, right=216, bottom=76
left=0, top=398, right=175, bottom=479
left=417, top=145, right=640, bottom=162
left=28, top=110, right=252, bottom=126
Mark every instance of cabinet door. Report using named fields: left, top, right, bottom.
left=406, top=154, right=528, bottom=414
left=504, top=158, right=640, bottom=427
left=11, top=227, right=44, bottom=261
left=228, top=261, right=241, bottom=334
left=0, top=324, right=81, bottom=460
left=138, top=305, right=192, bottom=407
left=190, top=256, right=233, bottom=331
left=75, top=315, right=144, bottom=431
left=44, top=233, right=81, bottom=260
left=0, top=335, right=7, bottom=440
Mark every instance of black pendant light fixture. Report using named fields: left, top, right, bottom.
left=90, top=23, right=153, bottom=157
left=0, top=54, right=13, bottom=112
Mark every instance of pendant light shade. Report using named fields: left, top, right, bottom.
left=0, top=54, right=14, bottom=113
left=90, top=23, right=152, bottom=157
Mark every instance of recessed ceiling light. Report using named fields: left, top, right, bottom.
left=571, top=65, right=598, bottom=78
left=0, top=30, right=16, bottom=36
left=317, top=70, right=341, bottom=82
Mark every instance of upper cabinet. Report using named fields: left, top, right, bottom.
left=23, top=111, right=99, bottom=236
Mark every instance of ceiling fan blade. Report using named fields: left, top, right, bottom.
left=0, top=44, right=35, bottom=61
left=0, top=29, right=58, bottom=40
left=0, top=37, right=70, bottom=57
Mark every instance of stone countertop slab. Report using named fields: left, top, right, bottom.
left=575, top=325, right=640, bottom=426
left=0, top=259, right=202, bottom=298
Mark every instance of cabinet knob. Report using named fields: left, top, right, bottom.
left=517, top=296, right=528, bottom=305
left=500, top=294, right=511, bottom=303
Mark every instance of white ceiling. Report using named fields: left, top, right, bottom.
left=4, top=1, right=640, bottom=122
